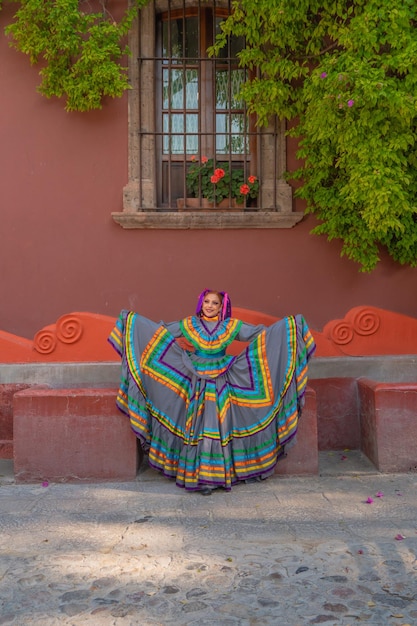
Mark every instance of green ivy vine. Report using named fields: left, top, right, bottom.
left=212, top=0, right=417, bottom=272
left=2, top=0, right=149, bottom=111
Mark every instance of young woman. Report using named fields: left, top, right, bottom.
left=108, top=289, right=316, bottom=494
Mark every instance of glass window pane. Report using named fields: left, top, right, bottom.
left=216, top=69, right=245, bottom=109
left=163, top=17, right=198, bottom=61
left=215, top=17, right=245, bottom=58
left=163, top=69, right=199, bottom=110
left=184, top=17, right=199, bottom=60
left=185, top=112, right=199, bottom=154
left=163, top=114, right=198, bottom=154
left=216, top=113, right=247, bottom=154
left=185, top=70, right=199, bottom=109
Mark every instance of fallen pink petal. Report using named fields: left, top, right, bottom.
left=365, top=497, right=374, bottom=504
left=347, top=99, right=355, bottom=107
left=375, top=491, right=384, bottom=498
left=320, top=72, right=327, bottom=78
left=340, top=455, right=348, bottom=461
left=394, top=534, right=406, bottom=541
left=42, top=481, right=49, bottom=488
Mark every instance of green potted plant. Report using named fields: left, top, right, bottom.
left=177, top=156, right=259, bottom=209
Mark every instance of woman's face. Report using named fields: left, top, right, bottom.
left=201, top=292, right=222, bottom=318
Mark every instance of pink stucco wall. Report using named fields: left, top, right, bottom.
left=0, top=3, right=413, bottom=339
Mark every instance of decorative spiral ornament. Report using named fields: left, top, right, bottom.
left=330, top=322, right=354, bottom=345
left=33, top=330, right=57, bottom=354
left=56, top=315, right=83, bottom=344
left=352, top=308, right=380, bottom=336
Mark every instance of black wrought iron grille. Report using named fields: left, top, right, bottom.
left=138, top=0, right=280, bottom=210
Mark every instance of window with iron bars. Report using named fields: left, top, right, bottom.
left=157, top=5, right=256, bottom=209
left=113, top=0, right=301, bottom=229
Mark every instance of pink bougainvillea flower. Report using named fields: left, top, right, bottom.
left=42, top=480, right=49, bottom=488
left=320, top=72, right=327, bottom=78
left=395, top=533, right=406, bottom=541
left=240, top=184, right=250, bottom=195
left=201, top=156, right=208, bottom=163
left=365, top=497, right=374, bottom=504
left=347, top=99, right=355, bottom=107
left=214, top=168, right=225, bottom=179
left=248, top=175, right=257, bottom=184
left=375, top=491, right=384, bottom=498
left=211, top=174, right=220, bottom=184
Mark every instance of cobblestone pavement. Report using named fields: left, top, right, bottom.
left=0, top=452, right=416, bottom=626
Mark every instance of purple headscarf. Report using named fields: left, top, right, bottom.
left=196, top=289, right=232, bottom=321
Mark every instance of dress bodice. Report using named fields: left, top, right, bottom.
left=179, top=316, right=242, bottom=354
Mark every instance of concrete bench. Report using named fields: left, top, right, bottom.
left=1, top=384, right=32, bottom=459
left=13, top=387, right=138, bottom=483
left=358, top=379, right=417, bottom=472
left=275, top=387, right=318, bottom=476
left=12, top=386, right=318, bottom=483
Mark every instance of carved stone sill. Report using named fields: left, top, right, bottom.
left=111, top=211, right=305, bottom=229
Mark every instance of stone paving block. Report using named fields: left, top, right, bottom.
left=1, top=464, right=417, bottom=626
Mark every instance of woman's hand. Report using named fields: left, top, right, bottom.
left=175, top=337, right=195, bottom=352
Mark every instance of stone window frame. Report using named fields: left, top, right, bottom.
left=111, top=0, right=304, bottom=230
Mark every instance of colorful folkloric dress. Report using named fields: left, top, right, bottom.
left=108, top=310, right=316, bottom=491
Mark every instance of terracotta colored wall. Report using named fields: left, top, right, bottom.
left=0, top=3, right=414, bottom=340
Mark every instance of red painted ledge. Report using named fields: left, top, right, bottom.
left=2, top=306, right=417, bottom=363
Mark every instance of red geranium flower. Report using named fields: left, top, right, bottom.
left=185, top=157, right=260, bottom=204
